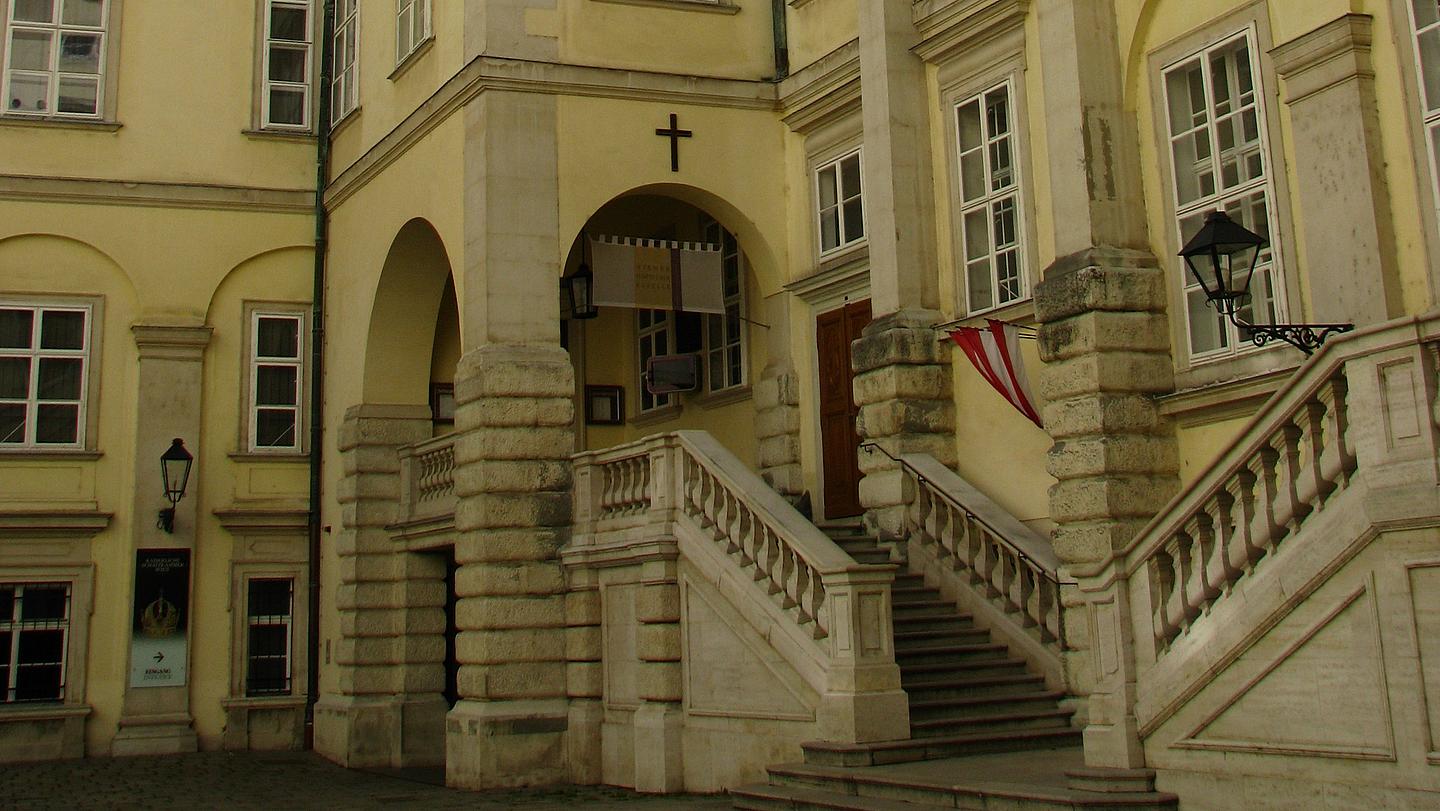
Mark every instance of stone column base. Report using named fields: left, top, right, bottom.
left=313, top=694, right=447, bottom=768
left=446, top=698, right=569, bottom=789
left=817, top=688, right=911, bottom=743
left=633, top=703, right=684, bottom=793
left=111, top=713, right=198, bottom=756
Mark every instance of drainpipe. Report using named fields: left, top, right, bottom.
left=772, top=0, right=789, bottom=80
left=305, top=0, right=335, bottom=750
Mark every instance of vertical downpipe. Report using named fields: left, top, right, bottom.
left=304, top=0, right=335, bottom=750
left=771, top=0, right=790, bottom=80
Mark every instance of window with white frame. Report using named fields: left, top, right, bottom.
left=957, top=80, right=1026, bottom=314
left=249, top=311, right=303, bottom=451
left=0, top=304, right=89, bottom=448
left=331, top=0, right=358, bottom=123
left=262, top=0, right=311, bottom=129
left=1163, top=31, right=1282, bottom=359
left=636, top=309, right=673, bottom=413
left=816, top=150, right=865, bottom=255
left=4, top=0, right=106, bottom=118
left=1407, top=1, right=1440, bottom=205
left=702, top=219, right=746, bottom=392
left=395, top=0, right=429, bottom=65
left=244, top=578, right=293, bottom=696
left=1, top=583, right=70, bottom=704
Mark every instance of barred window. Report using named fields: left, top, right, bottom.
left=957, top=80, right=1027, bottom=314
left=3, top=0, right=106, bottom=118
left=245, top=578, right=293, bottom=696
left=1, top=583, right=71, bottom=704
left=0, top=304, right=89, bottom=448
left=1163, top=32, right=1283, bottom=358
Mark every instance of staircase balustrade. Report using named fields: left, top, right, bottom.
left=866, top=444, right=1066, bottom=657
left=396, top=434, right=457, bottom=524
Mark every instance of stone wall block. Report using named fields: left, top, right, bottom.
left=1039, top=311, right=1171, bottom=362
left=1036, top=353, right=1175, bottom=402
left=343, top=607, right=403, bottom=638
left=455, top=396, right=573, bottom=429
left=857, top=398, right=956, bottom=438
left=567, top=662, right=603, bottom=698
left=1051, top=520, right=1152, bottom=566
left=1042, top=393, right=1166, bottom=440
left=456, top=628, right=565, bottom=664
left=637, top=665, right=683, bottom=702
left=457, top=662, right=568, bottom=701
left=453, top=345, right=575, bottom=401
left=852, top=364, right=951, bottom=406
left=1048, top=475, right=1176, bottom=524
left=399, top=664, right=446, bottom=694
left=859, top=434, right=957, bottom=470
left=335, top=665, right=401, bottom=695
left=757, top=435, right=800, bottom=468
left=565, top=590, right=602, bottom=625
left=453, top=458, right=572, bottom=496
left=635, top=584, right=681, bottom=623
left=635, top=624, right=682, bottom=661
left=457, top=595, right=566, bottom=630
left=565, top=626, right=602, bottom=661
left=1046, top=435, right=1179, bottom=479
left=754, top=407, right=802, bottom=440
left=454, top=528, right=567, bottom=563
left=453, top=491, right=571, bottom=531
left=455, top=560, right=565, bottom=597
left=454, top=426, right=576, bottom=465
left=1032, top=255, right=1166, bottom=324
left=761, top=464, right=804, bottom=496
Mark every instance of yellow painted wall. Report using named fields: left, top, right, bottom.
left=559, top=0, right=775, bottom=78
left=785, top=1, right=857, bottom=73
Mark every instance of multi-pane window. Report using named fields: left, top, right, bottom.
left=0, top=304, right=88, bottom=448
left=816, top=150, right=865, bottom=254
left=395, top=0, right=429, bottom=65
left=331, top=0, right=358, bottom=123
left=1407, top=1, right=1440, bottom=207
left=702, top=219, right=746, bottom=392
left=1163, top=32, right=1281, bottom=358
left=957, top=81, right=1025, bottom=314
left=263, top=0, right=311, bottom=129
left=4, top=0, right=106, bottom=118
left=637, top=309, right=672, bottom=413
left=1, top=583, right=70, bottom=704
left=245, top=579, right=293, bottom=697
left=250, top=312, right=303, bottom=451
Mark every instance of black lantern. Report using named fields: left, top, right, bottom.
left=1178, top=210, right=1353, bottom=355
left=1179, top=210, right=1265, bottom=318
left=158, top=438, right=193, bottom=533
left=568, top=261, right=598, bottom=320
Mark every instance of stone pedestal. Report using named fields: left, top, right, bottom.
left=446, top=343, right=575, bottom=789
left=313, top=405, right=447, bottom=768
left=852, top=309, right=955, bottom=542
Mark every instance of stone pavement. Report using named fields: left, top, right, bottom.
left=0, top=751, right=736, bottom=810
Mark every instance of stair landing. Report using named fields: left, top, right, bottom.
left=731, top=748, right=1179, bottom=810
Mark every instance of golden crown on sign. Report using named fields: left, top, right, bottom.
left=141, top=590, right=180, bottom=638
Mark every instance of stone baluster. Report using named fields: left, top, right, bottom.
left=1206, top=488, right=1242, bottom=594
left=1316, top=375, right=1356, bottom=486
left=1248, top=445, right=1283, bottom=558
left=1267, top=421, right=1309, bottom=538
left=1148, top=550, right=1177, bottom=650
left=1295, top=397, right=1334, bottom=510
left=1162, top=535, right=1192, bottom=634
left=1180, top=514, right=1218, bottom=614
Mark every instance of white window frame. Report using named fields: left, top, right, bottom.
left=395, top=0, right=429, bottom=67
left=2, top=0, right=106, bottom=119
left=955, top=78, right=1028, bottom=315
left=0, top=302, right=91, bottom=449
left=1161, top=28, right=1287, bottom=362
left=1406, top=1, right=1440, bottom=215
left=330, top=0, right=358, bottom=124
left=701, top=219, right=747, bottom=393
left=247, top=309, right=305, bottom=453
left=1, top=582, right=71, bottom=705
left=243, top=577, right=293, bottom=697
left=636, top=309, right=674, bottom=414
left=261, top=0, right=312, bottom=131
left=815, top=148, right=866, bottom=257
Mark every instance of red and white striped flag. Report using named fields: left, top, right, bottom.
left=948, top=320, right=1043, bottom=428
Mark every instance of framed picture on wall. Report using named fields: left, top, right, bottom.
left=585, top=385, right=624, bottom=425
left=430, top=383, right=456, bottom=423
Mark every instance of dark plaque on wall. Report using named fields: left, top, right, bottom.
left=128, top=548, right=191, bottom=688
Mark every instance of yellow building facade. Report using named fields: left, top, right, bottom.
left=3, top=0, right=1439, bottom=807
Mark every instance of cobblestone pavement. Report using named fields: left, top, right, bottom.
left=0, top=751, right=736, bottom=810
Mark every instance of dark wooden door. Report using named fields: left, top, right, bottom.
left=816, top=299, right=870, bottom=519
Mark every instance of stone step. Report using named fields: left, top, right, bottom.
left=909, top=708, right=1075, bottom=739
left=889, top=601, right=962, bottom=618
left=742, top=756, right=1178, bottom=810
left=889, top=615, right=975, bottom=634
left=892, top=629, right=992, bottom=651
left=801, top=727, right=1086, bottom=767
left=902, top=672, right=1050, bottom=701
left=910, top=691, right=1071, bottom=723
left=849, top=551, right=893, bottom=565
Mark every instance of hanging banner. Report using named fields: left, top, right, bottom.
left=590, top=235, right=725, bottom=314
left=129, top=548, right=191, bottom=688
left=948, top=319, right=1043, bottom=428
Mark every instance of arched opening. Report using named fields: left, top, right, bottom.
left=562, top=192, right=768, bottom=466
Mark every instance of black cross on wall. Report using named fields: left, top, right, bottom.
left=655, top=113, right=692, bottom=173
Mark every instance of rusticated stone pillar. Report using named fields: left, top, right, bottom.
left=755, top=292, right=803, bottom=498
left=853, top=310, right=956, bottom=542
left=446, top=343, right=575, bottom=789
left=1034, top=0, right=1180, bottom=771
left=314, top=405, right=448, bottom=768
left=563, top=586, right=603, bottom=785
left=633, top=577, right=683, bottom=793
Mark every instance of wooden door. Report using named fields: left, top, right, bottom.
left=816, top=299, right=870, bottom=519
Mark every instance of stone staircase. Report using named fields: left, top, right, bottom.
left=730, top=526, right=1178, bottom=810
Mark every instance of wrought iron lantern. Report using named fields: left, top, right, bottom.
left=1178, top=210, right=1352, bottom=355
left=158, top=438, right=193, bottom=533
left=568, top=262, right=598, bottom=320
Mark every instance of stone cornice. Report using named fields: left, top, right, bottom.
left=131, top=323, right=214, bottom=360
left=911, top=0, right=1029, bottom=65
left=0, top=510, right=111, bottom=537
left=778, top=41, right=861, bottom=135
left=0, top=174, right=314, bottom=214
left=213, top=508, right=310, bottom=534
left=326, top=55, right=778, bottom=208
left=1270, top=13, right=1373, bottom=104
